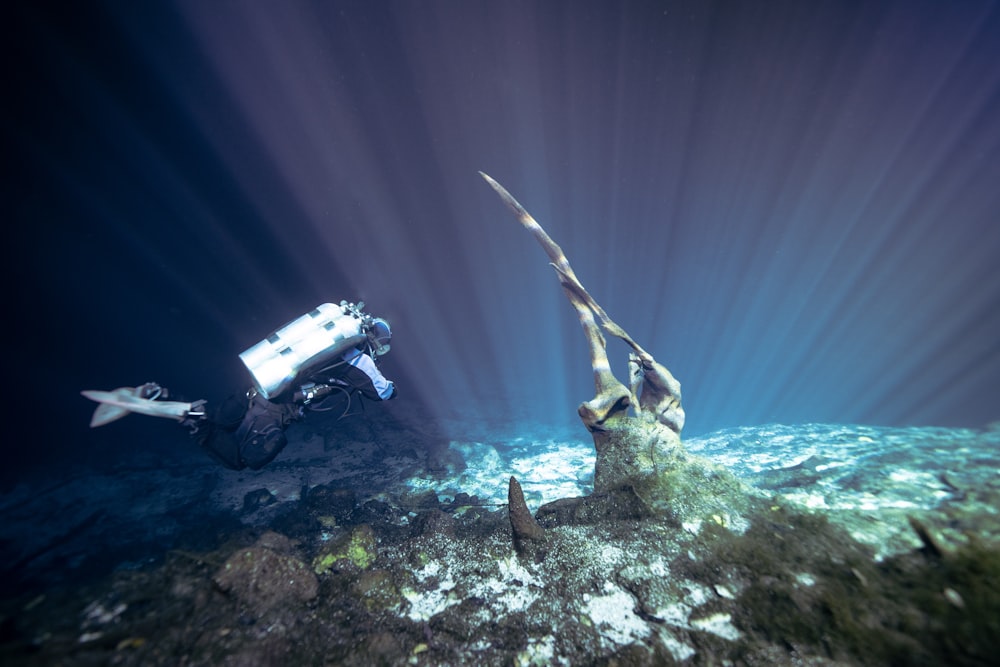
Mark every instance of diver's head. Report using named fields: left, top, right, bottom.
left=369, top=318, right=392, bottom=357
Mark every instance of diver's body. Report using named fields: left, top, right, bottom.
left=83, top=301, right=395, bottom=471
left=186, top=345, right=395, bottom=470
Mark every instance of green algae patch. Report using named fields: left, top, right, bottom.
left=313, top=524, right=378, bottom=574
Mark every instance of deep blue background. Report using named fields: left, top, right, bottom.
left=4, top=0, right=999, bottom=479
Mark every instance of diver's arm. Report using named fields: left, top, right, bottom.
left=342, top=348, right=396, bottom=400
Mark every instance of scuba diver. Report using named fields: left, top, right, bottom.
left=82, top=301, right=396, bottom=471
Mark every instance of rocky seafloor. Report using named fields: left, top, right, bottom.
left=2, top=406, right=999, bottom=666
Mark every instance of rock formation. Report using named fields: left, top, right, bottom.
left=480, top=172, right=690, bottom=503
left=507, top=475, right=545, bottom=557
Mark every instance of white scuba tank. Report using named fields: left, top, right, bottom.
left=239, top=302, right=368, bottom=399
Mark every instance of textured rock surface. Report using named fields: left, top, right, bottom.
left=6, top=479, right=998, bottom=666
left=507, top=476, right=544, bottom=542
left=481, top=173, right=689, bottom=501
left=312, top=524, right=378, bottom=574
left=591, top=417, right=684, bottom=494
left=212, top=531, right=317, bottom=615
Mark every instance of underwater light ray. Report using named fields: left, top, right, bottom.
left=31, top=7, right=327, bottom=357
left=97, top=1, right=374, bottom=337
left=848, top=230, right=1000, bottom=425
left=65, top=0, right=999, bottom=438
left=177, top=1, right=547, bottom=422
left=666, top=0, right=1000, bottom=430
left=872, top=305, right=1000, bottom=426
left=8, top=0, right=1000, bottom=480
left=357, top=90, right=576, bottom=420
left=695, top=69, right=901, bottom=421
left=666, top=16, right=875, bottom=420
left=728, top=122, right=969, bottom=421
left=385, top=2, right=614, bottom=424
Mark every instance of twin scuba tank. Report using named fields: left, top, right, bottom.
left=239, top=301, right=389, bottom=400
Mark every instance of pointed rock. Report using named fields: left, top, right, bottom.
left=508, top=476, right=544, bottom=542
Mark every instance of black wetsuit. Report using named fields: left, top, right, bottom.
left=195, top=393, right=300, bottom=470
left=195, top=347, right=394, bottom=470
